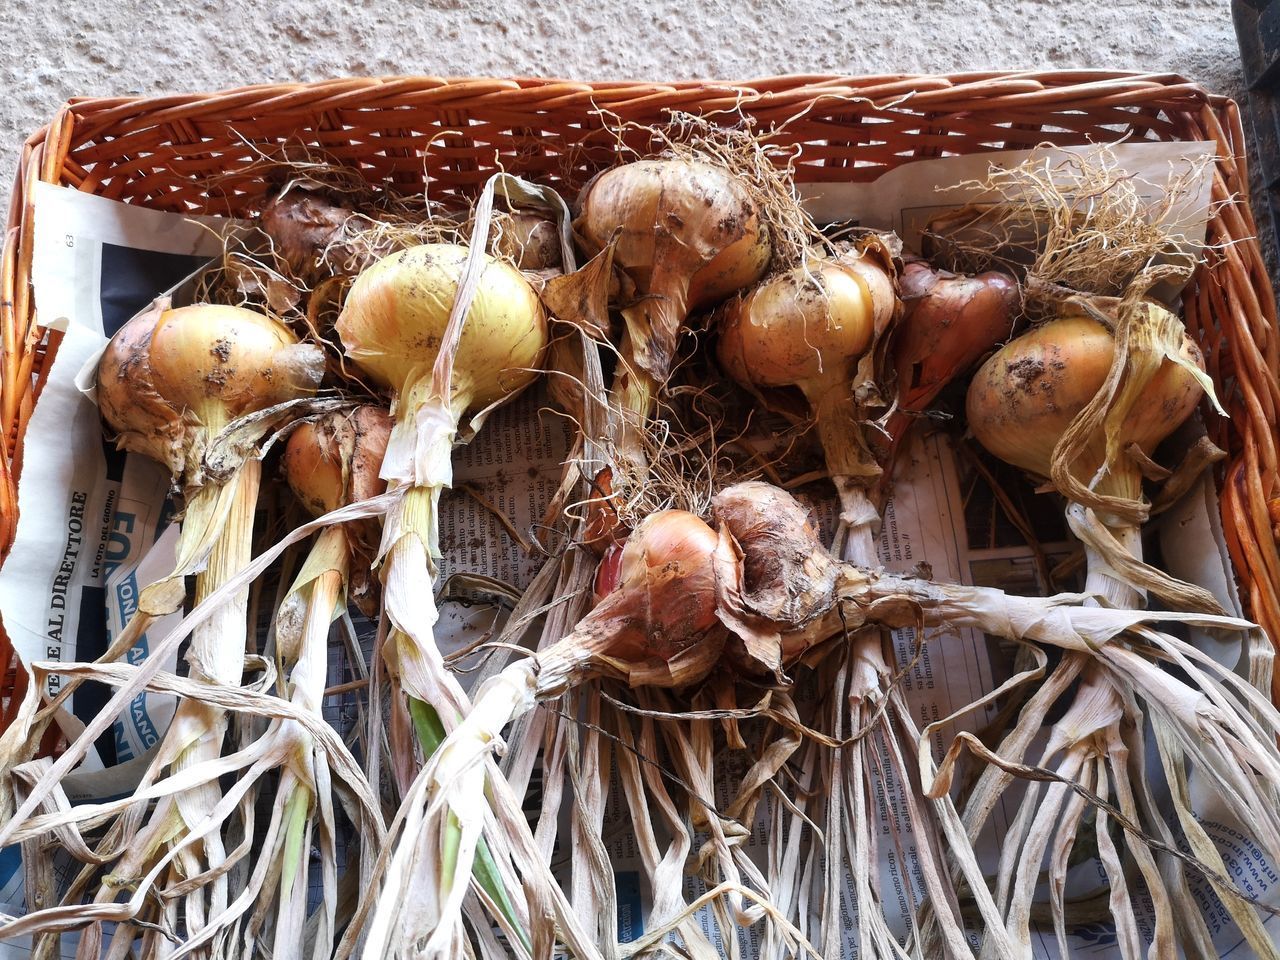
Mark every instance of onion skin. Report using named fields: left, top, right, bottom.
left=283, top=405, right=393, bottom=518
left=576, top=159, right=771, bottom=383
left=540, top=510, right=727, bottom=694
left=98, top=302, right=323, bottom=484
left=336, top=243, right=547, bottom=417
left=965, top=312, right=1205, bottom=497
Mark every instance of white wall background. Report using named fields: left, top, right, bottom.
left=0, top=0, right=1251, bottom=219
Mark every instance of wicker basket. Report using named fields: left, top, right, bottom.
left=2, top=71, right=1278, bottom=727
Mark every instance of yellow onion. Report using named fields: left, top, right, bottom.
left=575, top=160, right=771, bottom=462
left=85, top=302, right=322, bottom=948
left=577, top=160, right=770, bottom=380
left=99, top=302, right=323, bottom=486
left=966, top=313, right=1204, bottom=503
left=336, top=242, right=548, bottom=798
left=967, top=308, right=1208, bottom=607
left=717, top=244, right=895, bottom=564
left=337, top=243, right=546, bottom=456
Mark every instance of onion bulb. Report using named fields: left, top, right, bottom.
left=575, top=159, right=771, bottom=467
left=336, top=242, right=547, bottom=749
left=966, top=308, right=1206, bottom=607
left=88, top=302, right=322, bottom=951
left=717, top=242, right=895, bottom=565
left=283, top=404, right=392, bottom=618
left=885, top=257, right=1019, bottom=465
left=487, top=210, right=562, bottom=273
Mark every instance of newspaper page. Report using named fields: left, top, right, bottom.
left=2, top=142, right=1271, bottom=958
left=0, top=188, right=244, bottom=957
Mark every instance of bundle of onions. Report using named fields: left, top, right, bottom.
left=711, top=481, right=1280, bottom=959
left=573, top=159, right=771, bottom=494
left=52, top=407, right=395, bottom=959
left=960, top=301, right=1280, bottom=954
left=883, top=256, right=1020, bottom=468
left=62, top=302, right=324, bottom=952
left=391, top=475, right=1259, bottom=957
left=716, top=239, right=896, bottom=565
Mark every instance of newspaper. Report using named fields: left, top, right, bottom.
left=1, top=141, right=1271, bottom=957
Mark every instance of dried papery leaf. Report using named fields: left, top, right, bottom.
left=0, top=654, right=385, bottom=949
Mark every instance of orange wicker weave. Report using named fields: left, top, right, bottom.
left=1, top=71, right=1277, bottom=720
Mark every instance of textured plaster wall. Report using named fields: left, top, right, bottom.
left=0, top=0, right=1247, bottom=196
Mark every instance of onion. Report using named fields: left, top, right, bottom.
left=283, top=404, right=392, bottom=616
left=575, top=159, right=771, bottom=469
left=88, top=301, right=323, bottom=950
left=486, top=210, right=562, bottom=273
left=966, top=308, right=1206, bottom=607
left=962, top=301, right=1260, bottom=950
left=716, top=242, right=895, bottom=565
left=885, top=257, right=1020, bottom=466
left=335, top=242, right=547, bottom=767
left=261, top=188, right=360, bottom=287
left=368, top=508, right=729, bottom=953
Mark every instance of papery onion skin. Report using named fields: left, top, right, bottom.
left=336, top=243, right=547, bottom=414
left=539, top=510, right=726, bottom=694
left=717, top=250, right=892, bottom=401
left=965, top=312, right=1205, bottom=497
left=284, top=405, right=393, bottom=518
left=98, top=302, right=323, bottom=482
